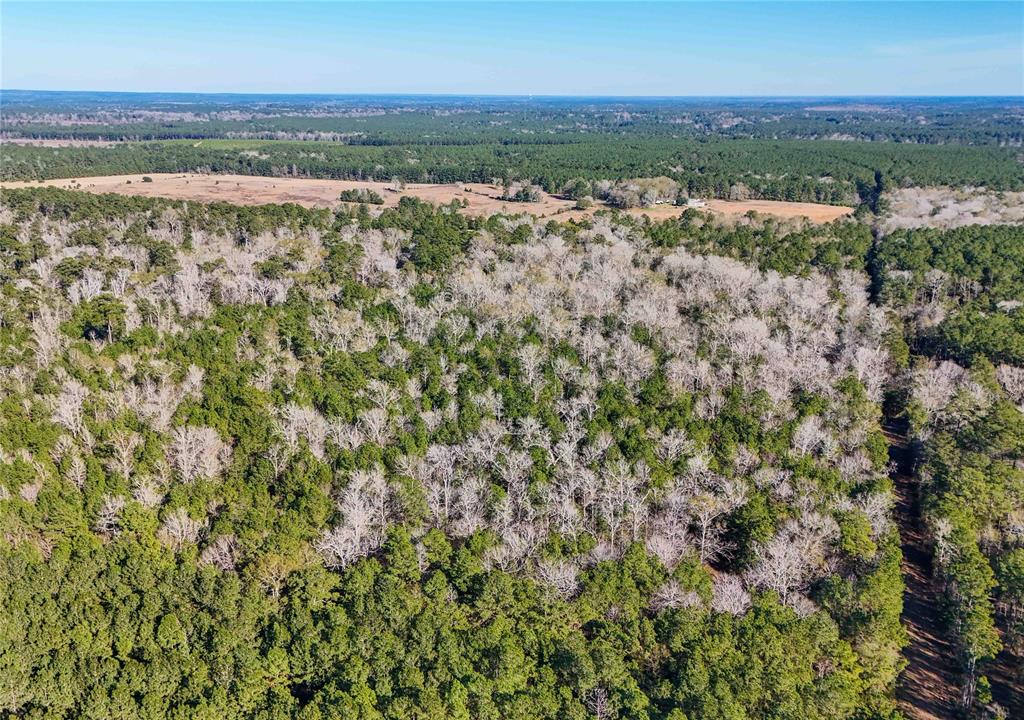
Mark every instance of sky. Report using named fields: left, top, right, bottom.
left=2, top=1, right=1022, bottom=96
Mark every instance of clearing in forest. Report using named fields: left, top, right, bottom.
left=0, top=173, right=855, bottom=223
left=0, top=137, right=122, bottom=147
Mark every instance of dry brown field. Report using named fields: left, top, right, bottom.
left=1, top=137, right=121, bottom=147
left=0, top=173, right=854, bottom=223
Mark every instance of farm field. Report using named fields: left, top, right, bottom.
left=0, top=137, right=120, bottom=147
left=0, top=172, right=855, bottom=222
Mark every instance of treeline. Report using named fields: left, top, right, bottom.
left=627, top=210, right=873, bottom=277
left=4, top=137, right=1024, bottom=204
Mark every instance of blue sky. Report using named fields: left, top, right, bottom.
left=2, top=1, right=1021, bottom=95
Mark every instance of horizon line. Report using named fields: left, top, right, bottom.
left=3, top=88, right=1023, bottom=100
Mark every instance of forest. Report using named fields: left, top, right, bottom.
left=1, top=92, right=1023, bottom=720
left=0, top=175, right=1022, bottom=719
left=1, top=187, right=912, bottom=719
left=3, top=92, right=1022, bottom=145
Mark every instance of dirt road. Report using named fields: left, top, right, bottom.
left=886, top=424, right=963, bottom=720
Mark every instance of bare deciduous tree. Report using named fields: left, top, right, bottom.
left=585, top=687, right=614, bottom=720
left=711, top=573, right=751, bottom=615
left=316, top=467, right=395, bottom=568
left=94, top=494, right=126, bottom=537
left=109, top=430, right=140, bottom=479
left=170, top=425, right=225, bottom=483
left=51, top=379, right=89, bottom=440
left=199, top=534, right=238, bottom=571
left=158, top=507, right=204, bottom=550
left=535, top=559, right=580, bottom=599
left=651, top=580, right=703, bottom=611
left=31, top=306, right=64, bottom=368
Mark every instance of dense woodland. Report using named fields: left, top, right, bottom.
left=873, top=225, right=1024, bottom=364
left=3, top=92, right=1022, bottom=145
left=0, top=188, right=912, bottom=719
left=1, top=92, right=1023, bottom=719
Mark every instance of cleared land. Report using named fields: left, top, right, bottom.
left=0, top=137, right=120, bottom=147
left=0, top=173, right=854, bottom=223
